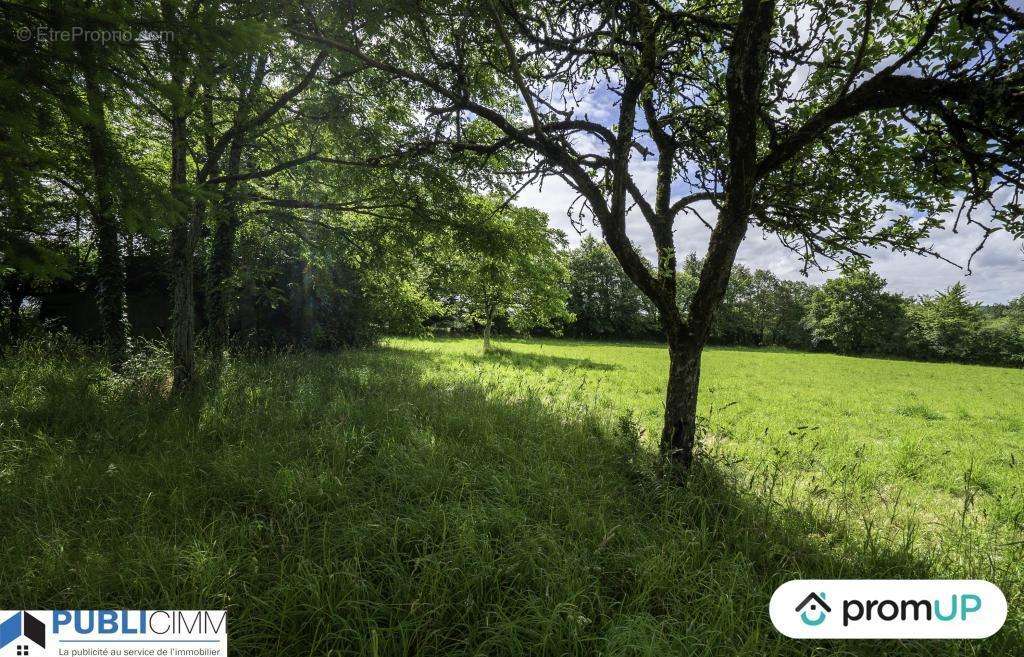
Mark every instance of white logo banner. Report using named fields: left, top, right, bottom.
left=770, top=580, right=1007, bottom=639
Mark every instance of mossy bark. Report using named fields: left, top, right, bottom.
left=82, top=57, right=129, bottom=367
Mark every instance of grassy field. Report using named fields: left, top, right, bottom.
left=388, top=337, right=1024, bottom=537
left=0, top=335, right=1021, bottom=655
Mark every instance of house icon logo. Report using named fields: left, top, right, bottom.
left=0, top=612, right=46, bottom=655
left=795, top=592, right=831, bottom=626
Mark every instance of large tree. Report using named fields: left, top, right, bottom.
left=1, top=1, right=158, bottom=364
left=148, top=1, right=476, bottom=389
left=298, top=0, right=1023, bottom=474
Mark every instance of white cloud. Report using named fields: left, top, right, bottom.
left=517, top=179, right=1024, bottom=304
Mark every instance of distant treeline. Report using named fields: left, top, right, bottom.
left=5, top=231, right=1022, bottom=368
left=561, top=237, right=1024, bottom=367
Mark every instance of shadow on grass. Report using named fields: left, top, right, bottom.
left=0, top=346, right=1016, bottom=656
left=391, top=340, right=619, bottom=372
left=472, top=347, right=618, bottom=372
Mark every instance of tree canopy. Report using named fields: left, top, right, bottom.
left=435, top=197, right=571, bottom=350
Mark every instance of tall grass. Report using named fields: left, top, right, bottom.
left=0, top=336, right=1019, bottom=655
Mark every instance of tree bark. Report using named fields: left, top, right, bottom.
left=207, top=135, right=244, bottom=357
left=206, top=55, right=269, bottom=360
left=482, top=305, right=494, bottom=352
left=207, top=212, right=237, bottom=355
left=169, top=108, right=201, bottom=393
left=659, top=0, right=776, bottom=474
left=81, top=54, right=130, bottom=367
left=661, top=340, right=701, bottom=470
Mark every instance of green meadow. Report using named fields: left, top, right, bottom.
left=0, top=336, right=1021, bottom=655
left=388, top=338, right=1024, bottom=535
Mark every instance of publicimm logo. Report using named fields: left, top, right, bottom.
left=0, top=610, right=226, bottom=656
left=0, top=612, right=46, bottom=655
left=770, top=580, right=1007, bottom=639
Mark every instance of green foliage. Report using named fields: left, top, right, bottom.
left=806, top=265, right=908, bottom=355
left=563, top=250, right=1023, bottom=367
left=907, top=283, right=984, bottom=362
left=564, top=237, right=660, bottom=339
left=971, top=314, right=1024, bottom=367
left=676, top=254, right=815, bottom=349
left=227, top=215, right=442, bottom=350
left=437, top=198, right=572, bottom=338
left=802, top=269, right=1024, bottom=366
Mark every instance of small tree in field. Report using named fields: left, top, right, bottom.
left=445, top=199, right=571, bottom=351
left=907, top=283, right=985, bottom=361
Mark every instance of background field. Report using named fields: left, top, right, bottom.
left=389, top=337, right=1024, bottom=536
left=0, top=336, right=1020, bottom=655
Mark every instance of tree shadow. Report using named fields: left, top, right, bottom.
left=0, top=347, right=1016, bottom=656
left=392, top=342, right=619, bottom=372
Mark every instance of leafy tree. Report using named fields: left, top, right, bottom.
left=0, top=1, right=155, bottom=363
left=565, top=237, right=659, bottom=339
left=678, top=255, right=814, bottom=348
left=907, top=283, right=985, bottom=361
left=972, top=315, right=1024, bottom=366
left=679, top=254, right=757, bottom=345
left=300, top=0, right=1024, bottom=473
left=806, top=266, right=907, bottom=355
left=1012, top=295, right=1024, bottom=316
left=767, top=279, right=816, bottom=349
left=440, top=199, right=571, bottom=351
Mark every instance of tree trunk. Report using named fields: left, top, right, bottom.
left=657, top=0, right=776, bottom=475
left=169, top=216, right=197, bottom=392
left=482, top=306, right=493, bottom=352
left=207, top=136, right=244, bottom=357
left=661, top=339, right=702, bottom=471
left=169, top=109, right=201, bottom=393
left=82, top=56, right=130, bottom=367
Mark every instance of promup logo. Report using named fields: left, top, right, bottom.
left=795, top=592, right=831, bottom=626
left=0, top=612, right=46, bottom=655
left=770, top=580, right=1007, bottom=639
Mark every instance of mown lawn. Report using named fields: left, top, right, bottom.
left=0, top=336, right=1020, bottom=656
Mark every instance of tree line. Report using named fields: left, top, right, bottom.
left=559, top=238, right=1024, bottom=366
left=7, top=215, right=1022, bottom=368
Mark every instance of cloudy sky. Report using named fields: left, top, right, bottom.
left=517, top=175, right=1024, bottom=304
left=506, top=8, right=1023, bottom=305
